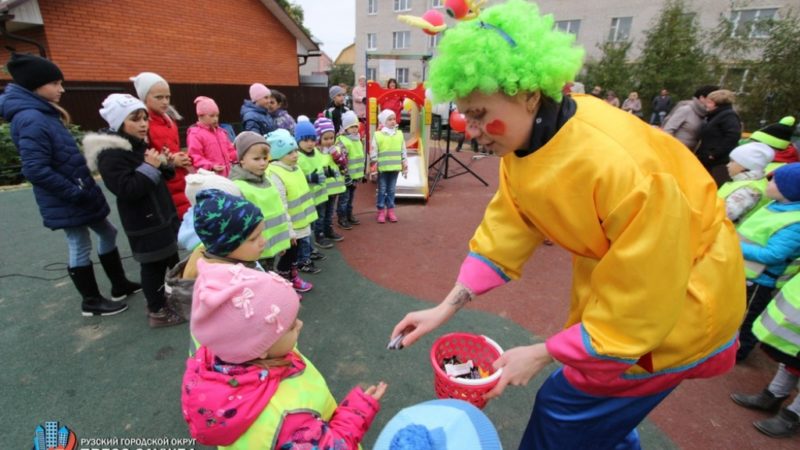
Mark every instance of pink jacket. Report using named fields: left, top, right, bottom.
left=187, top=123, right=237, bottom=177
left=182, top=346, right=379, bottom=448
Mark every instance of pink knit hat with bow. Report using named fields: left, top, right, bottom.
left=249, top=83, right=271, bottom=102
left=194, top=96, right=219, bottom=116
left=190, top=260, right=300, bottom=364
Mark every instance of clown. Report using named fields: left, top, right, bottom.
left=391, top=1, right=745, bottom=448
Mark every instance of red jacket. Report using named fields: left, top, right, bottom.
left=148, top=109, right=190, bottom=217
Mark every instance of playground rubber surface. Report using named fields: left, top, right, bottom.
left=0, top=147, right=794, bottom=449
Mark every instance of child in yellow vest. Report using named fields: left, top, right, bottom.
left=335, top=111, right=367, bottom=229
left=182, top=260, right=387, bottom=449
left=736, top=163, right=800, bottom=362
left=266, top=129, right=316, bottom=293
left=294, top=118, right=329, bottom=273
left=314, top=117, right=347, bottom=241
left=370, top=110, right=408, bottom=223
left=720, top=142, right=774, bottom=223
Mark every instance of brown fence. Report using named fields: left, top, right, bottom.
left=2, top=81, right=330, bottom=146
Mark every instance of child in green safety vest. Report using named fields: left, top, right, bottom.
left=730, top=273, right=800, bottom=438
left=182, top=260, right=387, bottom=449
left=719, top=141, right=775, bottom=223
left=335, top=111, right=367, bottom=229
left=736, top=163, right=800, bottom=362
left=314, top=117, right=346, bottom=242
left=370, top=110, right=408, bottom=223
left=266, top=129, right=316, bottom=294
left=294, top=118, right=329, bottom=273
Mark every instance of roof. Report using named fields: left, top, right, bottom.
left=258, top=0, right=319, bottom=53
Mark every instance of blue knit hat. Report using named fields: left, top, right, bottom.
left=294, top=120, right=317, bottom=142
left=266, top=128, right=298, bottom=160
left=194, top=189, right=264, bottom=257
left=773, top=163, right=800, bottom=202
left=374, top=399, right=501, bottom=450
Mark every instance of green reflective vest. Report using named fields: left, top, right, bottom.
left=232, top=180, right=292, bottom=258
left=297, top=149, right=329, bottom=205
left=374, top=131, right=404, bottom=172
left=220, top=351, right=340, bottom=450
left=268, top=164, right=318, bottom=230
left=337, top=135, right=366, bottom=180
left=320, top=151, right=346, bottom=195
left=738, top=204, right=800, bottom=287
left=753, top=274, right=800, bottom=357
left=717, top=178, right=769, bottom=222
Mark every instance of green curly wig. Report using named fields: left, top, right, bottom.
left=428, top=0, right=585, bottom=103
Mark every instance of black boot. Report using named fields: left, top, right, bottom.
left=337, top=216, right=353, bottom=230
left=754, top=408, right=800, bottom=438
left=98, top=248, right=141, bottom=301
left=731, top=389, right=788, bottom=413
left=324, top=227, right=344, bottom=242
left=347, top=213, right=361, bottom=225
left=69, top=265, right=128, bottom=317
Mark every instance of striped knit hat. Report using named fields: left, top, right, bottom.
left=751, top=116, right=796, bottom=150
left=314, top=117, right=336, bottom=140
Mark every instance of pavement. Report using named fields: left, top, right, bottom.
left=0, top=145, right=796, bottom=449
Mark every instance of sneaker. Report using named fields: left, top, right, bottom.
left=337, top=216, right=353, bottom=230
left=298, top=261, right=321, bottom=274
left=310, top=250, right=327, bottom=261
left=325, top=230, right=344, bottom=242
left=347, top=214, right=361, bottom=225
left=314, top=235, right=334, bottom=249
left=292, top=276, right=313, bottom=293
left=148, top=307, right=186, bottom=328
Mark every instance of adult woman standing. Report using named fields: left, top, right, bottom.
left=695, top=89, right=742, bottom=185
left=352, top=75, right=368, bottom=122
left=379, top=78, right=403, bottom=126
left=390, top=2, right=743, bottom=448
left=621, top=91, right=642, bottom=118
left=0, top=54, right=136, bottom=316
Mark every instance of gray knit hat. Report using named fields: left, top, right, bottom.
left=234, top=131, right=268, bottom=160
left=329, top=85, right=345, bottom=100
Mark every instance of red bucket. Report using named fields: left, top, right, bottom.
left=430, top=332, right=504, bottom=409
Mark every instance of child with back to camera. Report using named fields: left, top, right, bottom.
left=182, top=260, right=387, bottom=449
left=187, top=96, right=238, bottom=177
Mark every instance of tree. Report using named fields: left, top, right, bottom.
left=276, top=0, right=310, bottom=36
left=583, top=41, right=634, bottom=97
left=707, top=8, right=800, bottom=129
left=635, top=0, right=710, bottom=115
left=328, top=63, right=355, bottom=88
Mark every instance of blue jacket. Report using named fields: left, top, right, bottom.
left=741, top=201, right=800, bottom=287
left=240, top=100, right=276, bottom=136
left=0, top=83, right=109, bottom=229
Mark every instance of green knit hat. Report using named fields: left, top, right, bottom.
left=427, top=0, right=584, bottom=103
left=750, top=116, right=796, bottom=150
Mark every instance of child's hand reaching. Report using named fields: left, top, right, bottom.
left=364, top=381, right=388, bottom=401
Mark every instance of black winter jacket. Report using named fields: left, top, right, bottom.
left=83, top=132, right=179, bottom=263
left=695, top=104, right=742, bottom=168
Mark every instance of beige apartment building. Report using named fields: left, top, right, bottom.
left=355, top=0, right=795, bottom=89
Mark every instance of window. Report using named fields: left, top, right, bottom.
left=368, top=0, right=378, bottom=15
left=722, top=67, right=751, bottom=93
left=396, top=68, right=410, bottom=85
left=429, top=32, right=441, bottom=48
left=555, top=19, right=581, bottom=37
left=367, top=67, right=377, bottom=82
left=608, top=16, right=632, bottom=42
left=731, top=8, right=777, bottom=38
left=394, top=0, right=411, bottom=12
left=393, top=31, right=410, bottom=49
left=432, top=0, right=443, bottom=7
left=367, top=33, right=377, bottom=51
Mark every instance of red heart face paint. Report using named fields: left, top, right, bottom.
left=485, top=119, right=506, bottom=136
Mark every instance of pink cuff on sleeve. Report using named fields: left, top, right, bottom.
left=546, top=323, right=636, bottom=377
left=456, top=252, right=510, bottom=295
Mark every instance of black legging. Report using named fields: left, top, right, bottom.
left=276, top=243, right=298, bottom=276
left=140, top=253, right=180, bottom=313
left=737, top=281, right=774, bottom=361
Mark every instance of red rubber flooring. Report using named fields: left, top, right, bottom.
left=337, top=148, right=797, bottom=450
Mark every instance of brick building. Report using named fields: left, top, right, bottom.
left=0, top=0, right=326, bottom=131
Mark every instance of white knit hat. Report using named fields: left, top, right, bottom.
left=99, top=93, right=147, bottom=132
left=184, top=169, right=243, bottom=206
left=341, top=111, right=360, bottom=132
left=378, top=109, right=396, bottom=126
left=729, top=142, right=775, bottom=172
left=129, top=72, right=168, bottom=101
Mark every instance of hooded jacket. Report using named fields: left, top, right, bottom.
left=0, top=83, right=109, bottom=229
left=186, top=123, right=237, bottom=177
left=240, top=101, right=276, bottom=136
left=83, top=132, right=179, bottom=263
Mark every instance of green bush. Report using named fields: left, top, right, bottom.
left=0, top=121, right=86, bottom=185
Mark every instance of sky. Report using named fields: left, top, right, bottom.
left=293, top=0, right=355, bottom=60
